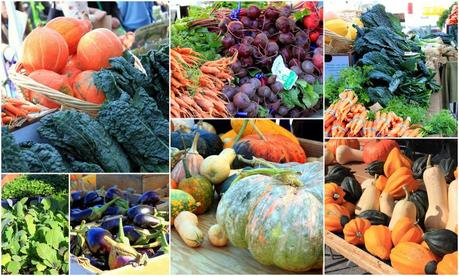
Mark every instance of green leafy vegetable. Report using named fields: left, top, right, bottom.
left=1, top=128, right=28, bottom=172
left=422, top=110, right=458, bottom=137
left=2, top=175, right=68, bottom=199
left=280, top=80, right=321, bottom=109
left=382, top=97, right=428, bottom=124
left=325, top=66, right=372, bottom=106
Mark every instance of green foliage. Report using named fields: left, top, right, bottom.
left=1, top=127, right=28, bottom=172
left=325, top=66, right=372, bottom=106
left=2, top=175, right=67, bottom=199
left=422, top=110, right=458, bottom=137
left=437, top=3, right=455, bottom=27
left=382, top=97, right=428, bottom=124
left=1, top=195, right=69, bottom=275
left=280, top=80, right=322, bottom=110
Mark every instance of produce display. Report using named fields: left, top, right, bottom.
left=171, top=2, right=323, bottom=118
left=1, top=175, right=69, bottom=275
left=2, top=15, right=169, bottom=173
left=325, top=139, right=458, bottom=274
left=325, top=4, right=458, bottom=137
left=69, top=176, right=169, bottom=273
left=171, top=119, right=323, bottom=273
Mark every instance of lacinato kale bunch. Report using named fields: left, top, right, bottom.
left=2, top=127, right=29, bottom=172
left=38, top=110, right=132, bottom=172
left=97, top=89, right=169, bottom=172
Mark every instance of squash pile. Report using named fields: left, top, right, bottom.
left=170, top=119, right=323, bottom=272
left=325, top=139, right=458, bottom=275
left=19, top=17, right=124, bottom=108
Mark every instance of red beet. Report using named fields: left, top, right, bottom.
left=247, top=5, right=261, bottom=19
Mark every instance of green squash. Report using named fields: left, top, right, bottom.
left=365, top=161, right=384, bottom=176
left=424, top=229, right=458, bottom=257
left=439, top=158, right=456, bottom=183
left=408, top=190, right=428, bottom=226
left=216, top=162, right=323, bottom=272
left=357, top=210, right=390, bottom=226
left=412, top=155, right=428, bottom=179
left=341, top=176, right=362, bottom=204
left=325, top=164, right=354, bottom=184
left=170, top=189, right=199, bottom=221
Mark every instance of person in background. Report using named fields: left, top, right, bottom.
left=87, top=1, right=121, bottom=30
left=117, top=1, right=153, bottom=32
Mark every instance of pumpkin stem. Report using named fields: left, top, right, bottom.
left=182, top=154, right=192, bottom=179
left=402, top=185, right=410, bottom=200
left=237, top=155, right=277, bottom=169
left=232, top=120, right=248, bottom=146
left=231, top=168, right=302, bottom=187
left=189, top=132, right=200, bottom=154
left=249, top=120, right=267, bottom=141
left=426, top=154, right=432, bottom=169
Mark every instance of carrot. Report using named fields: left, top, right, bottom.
left=21, top=105, right=41, bottom=112
left=6, top=98, right=29, bottom=106
left=2, top=103, right=28, bottom=117
left=2, top=116, right=13, bottom=123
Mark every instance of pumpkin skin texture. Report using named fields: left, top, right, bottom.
left=171, top=133, right=204, bottom=183
left=384, top=167, right=419, bottom=199
left=178, top=175, right=213, bottom=215
left=73, top=70, right=106, bottom=104
left=325, top=203, right=350, bottom=232
left=326, top=139, right=360, bottom=155
left=21, top=27, right=69, bottom=73
left=216, top=162, right=323, bottom=272
left=384, top=147, right=413, bottom=177
left=375, top=175, right=387, bottom=192
left=343, top=218, right=371, bottom=245
left=391, top=217, right=423, bottom=245
left=77, top=28, right=123, bottom=71
left=362, top=140, right=399, bottom=164
left=234, top=134, right=306, bottom=164
left=364, top=225, right=392, bottom=260
left=170, top=189, right=199, bottom=223
left=437, top=251, right=458, bottom=275
left=325, top=183, right=345, bottom=204
left=61, top=63, right=81, bottom=86
left=342, top=201, right=356, bottom=216
left=390, top=242, right=437, bottom=274
left=25, top=70, right=72, bottom=108
left=46, top=17, right=91, bottom=54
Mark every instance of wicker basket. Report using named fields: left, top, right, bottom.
left=324, top=29, right=354, bottom=55
left=9, top=53, right=146, bottom=116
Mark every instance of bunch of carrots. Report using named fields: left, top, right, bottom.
left=2, top=98, right=42, bottom=125
left=325, top=90, right=422, bottom=137
left=171, top=47, right=236, bottom=118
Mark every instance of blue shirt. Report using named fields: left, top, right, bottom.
left=117, top=1, right=153, bottom=32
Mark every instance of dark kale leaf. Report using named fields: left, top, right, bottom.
left=1, top=127, right=29, bottom=172
left=18, top=141, right=68, bottom=173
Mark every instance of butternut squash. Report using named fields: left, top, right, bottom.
left=175, top=211, right=203, bottom=247
left=335, top=145, right=363, bottom=165
left=356, top=177, right=380, bottom=215
left=446, top=179, right=457, bottom=233
left=379, top=191, right=395, bottom=218
left=361, top=175, right=376, bottom=191
left=389, top=186, right=417, bottom=230
left=208, top=224, right=228, bottom=247
left=424, top=155, right=449, bottom=230
left=325, top=148, right=334, bottom=165
left=200, top=148, right=236, bottom=184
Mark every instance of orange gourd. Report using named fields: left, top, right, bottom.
left=384, top=167, right=419, bottom=199
left=73, top=70, right=106, bottom=104
left=362, top=140, right=399, bottom=164
left=343, top=218, right=371, bottom=245
left=61, top=63, right=81, bottom=86
left=46, top=17, right=91, bottom=54
left=171, top=179, right=178, bottom=189
left=391, top=217, right=423, bottom=245
left=325, top=203, right=350, bottom=232
left=375, top=175, right=387, bottom=191
left=437, top=252, right=458, bottom=275
left=384, top=147, right=412, bottom=177
left=77, top=28, right=124, bottom=71
left=220, top=129, right=237, bottom=148
left=325, top=183, right=345, bottom=204
left=342, top=201, right=356, bottom=216
left=21, top=27, right=69, bottom=73
left=364, top=225, right=392, bottom=260
left=25, top=70, right=73, bottom=108
left=390, top=242, right=437, bottom=274
left=326, top=139, right=360, bottom=155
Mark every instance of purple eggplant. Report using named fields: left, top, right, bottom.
left=123, top=226, right=159, bottom=245
left=105, top=187, right=123, bottom=202
left=133, top=214, right=161, bottom=229
left=100, top=216, right=128, bottom=234
left=138, top=191, right=160, bottom=206
left=71, top=191, right=86, bottom=209
left=84, top=191, right=103, bottom=208
left=71, top=198, right=120, bottom=224
left=127, top=205, right=155, bottom=220
left=104, top=206, right=126, bottom=216
left=86, top=255, right=108, bottom=270
left=86, top=227, right=114, bottom=255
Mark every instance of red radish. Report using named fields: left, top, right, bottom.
left=303, top=13, right=320, bottom=30
left=309, top=31, right=320, bottom=43
left=304, top=2, right=316, bottom=11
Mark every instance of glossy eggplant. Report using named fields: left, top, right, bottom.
left=127, top=205, right=155, bottom=220
left=71, top=198, right=120, bottom=224
left=104, top=206, right=126, bottom=216
left=71, top=191, right=86, bottom=209
left=86, top=227, right=114, bottom=254
left=105, top=187, right=123, bottom=202
left=100, top=216, right=128, bottom=234
left=84, top=191, right=104, bottom=208
left=138, top=191, right=160, bottom=206
left=133, top=214, right=161, bottom=229
left=123, top=226, right=158, bottom=245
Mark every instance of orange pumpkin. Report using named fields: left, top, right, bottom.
left=21, top=27, right=69, bottom=73
left=437, top=251, right=458, bottom=275
left=390, top=242, right=438, bottom=274
left=342, top=201, right=356, bottom=216
left=46, top=17, right=91, bottom=54
left=362, top=140, right=399, bottom=164
left=61, top=63, right=81, bottom=86
left=391, top=217, right=423, bottom=245
left=364, top=225, right=392, bottom=260
left=25, top=70, right=73, bottom=108
left=325, top=183, right=345, bottom=204
left=421, top=241, right=442, bottom=262
left=375, top=175, right=387, bottom=191
left=73, top=70, right=106, bottom=104
left=67, top=55, right=82, bottom=69
left=171, top=179, right=178, bottom=189
left=77, top=28, right=123, bottom=71
left=325, top=203, right=350, bottom=232
left=326, top=139, right=360, bottom=155
left=384, top=147, right=413, bottom=177
left=343, top=218, right=371, bottom=245
left=384, top=167, right=419, bottom=199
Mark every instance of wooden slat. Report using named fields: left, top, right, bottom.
left=298, top=138, right=323, bottom=157
left=325, top=231, right=398, bottom=275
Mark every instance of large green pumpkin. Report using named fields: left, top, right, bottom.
left=216, top=162, right=323, bottom=272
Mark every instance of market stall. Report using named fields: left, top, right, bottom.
left=170, top=119, right=324, bottom=274
left=1, top=1, right=169, bottom=173
left=170, top=1, right=323, bottom=118
left=69, top=174, right=169, bottom=275
left=324, top=139, right=458, bottom=274
left=324, top=0, right=458, bottom=137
